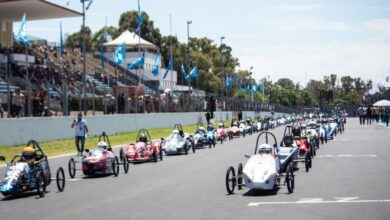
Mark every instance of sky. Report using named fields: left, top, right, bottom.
left=13, top=0, right=390, bottom=86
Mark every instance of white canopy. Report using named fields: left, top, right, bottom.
left=373, top=99, right=390, bottom=107
left=103, top=30, right=157, bottom=50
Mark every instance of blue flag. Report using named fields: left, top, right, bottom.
left=17, top=13, right=29, bottom=46
left=252, top=82, right=258, bottom=94
left=240, top=84, right=242, bottom=92
left=113, top=42, right=126, bottom=65
left=138, top=0, right=143, bottom=27
left=162, top=56, right=172, bottom=79
left=60, top=22, right=64, bottom=57
left=151, top=55, right=160, bottom=77
left=181, top=63, right=188, bottom=80
left=189, top=65, right=198, bottom=78
left=226, top=74, right=232, bottom=88
left=259, top=83, right=264, bottom=93
left=245, top=84, right=250, bottom=94
left=185, top=65, right=198, bottom=80
left=127, top=53, right=145, bottom=70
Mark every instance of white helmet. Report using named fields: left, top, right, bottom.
left=97, top=141, right=108, bottom=150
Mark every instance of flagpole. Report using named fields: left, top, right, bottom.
left=186, top=20, right=192, bottom=112
left=170, top=14, right=173, bottom=91
left=25, top=46, right=32, bottom=117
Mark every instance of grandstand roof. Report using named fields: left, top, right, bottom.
left=0, top=0, right=82, bottom=21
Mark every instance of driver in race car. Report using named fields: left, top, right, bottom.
left=21, top=146, right=37, bottom=183
left=137, top=133, right=148, bottom=157
left=292, top=125, right=301, bottom=139
left=97, top=141, right=108, bottom=152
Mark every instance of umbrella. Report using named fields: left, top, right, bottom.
left=373, top=99, right=390, bottom=107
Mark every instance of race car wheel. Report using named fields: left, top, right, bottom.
left=184, top=144, right=188, bottom=155
left=209, top=142, right=212, bottom=149
left=159, top=148, right=163, bottom=161
left=36, top=169, right=46, bottom=197
left=237, top=163, right=243, bottom=190
left=112, top=156, right=119, bottom=177
left=153, top=150, right=158, bottom=163
left=225, top=166, right=236, bottom=194
left=213, top=140, right=216, bottom=148
left=321, top=137, right=324, bottom=145
left=220, top=138, right=223, bottom=144
left=119, top=148, right=125, bottom=162
left=325, top=137, right=328, bottom=143
left=192, top=144, right=196, bottom=154
left=286, top=165, right=294, bottom=193
left=305, top=154, right=311, bottom=172
left=243, top=132, right=245, bottom=138
left=68, top=158, right=76, bottom=179
left=123, top=158, right=129, bottom=174
left=56, top=167, right=65, bottom=192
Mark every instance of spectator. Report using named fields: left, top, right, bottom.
left=385, top=107, right=390, bottom=127
left=11, top=89, right=24, bottom=118
left=366, top=105, right=372, bottom=125
left=357, top=106, right=365, bottom=125
left=205, top=111, right=211, bottom=125
left=71, top=112, right=89, bottom=156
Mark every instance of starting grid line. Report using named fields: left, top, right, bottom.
left=248, top=197, right=390, bottom=206
left=315, top=154, right=377, bottom=158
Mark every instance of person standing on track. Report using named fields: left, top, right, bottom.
left=384, top=107, right=390, bottom=127
left=71, top=112, right=89, bottom=156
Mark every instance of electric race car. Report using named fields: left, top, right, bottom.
left=216, top=122, right=229, bottom=143
left=120, top=129, right=163, bottom=163
left=229, top=121, right=241, bottom=138
left=0, top=140, right=65, bottom=198
left=161, top=124, right=195, bottom=155
left=225, top=132, right=295, bottom=194
left=193, top=124, right=208, bottom=147
left=68, top=132, right=126, bottom=178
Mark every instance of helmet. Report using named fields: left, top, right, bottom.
left=198, top=127, right=205, bottom=132
left=22, top=146, right=36, bottom=161
left=292, top=125, right=301, bottom=136
left=97, top=141, right=108, bottom=150
left=139, top=133, right=147, bottom=142
left=218, top=123, right=223, bottom=128
left=283, top=135, right=294, bottom=146
left=207, top=125, right=213, bottom=131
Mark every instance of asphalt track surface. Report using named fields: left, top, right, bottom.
left=1, top=118, right=389, bottom=220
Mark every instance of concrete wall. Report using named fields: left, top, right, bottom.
left=0, top=111, right=283, bottom=146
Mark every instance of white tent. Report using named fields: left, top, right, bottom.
left=103, top=30, right=157, bottom=50
left=373, top=99, right=390, bottom=107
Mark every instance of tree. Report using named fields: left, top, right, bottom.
left=276, top=78, right=295, bottom=89
left=340, top=76, right=354, bottom=94
left=65, top=26, right=93, bottom=51
left=118, top=11, right=162, bottom=49
left=91, top=26, right=120, bottom=50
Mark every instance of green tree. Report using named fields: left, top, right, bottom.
left=276, top=78, right=295, bottom=89
left=91, top=26, right=120, bottom=50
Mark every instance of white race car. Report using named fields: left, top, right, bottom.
left=225, top=132, right=295, bottom=194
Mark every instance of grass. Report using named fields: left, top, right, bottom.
left=0, top=120, right=231, bottom=164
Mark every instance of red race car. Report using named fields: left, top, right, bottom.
left=120, top=129, right=163, bottom=163
left=68, top=132, right=128, bottom=178
left=216, top=122, right=229, bottom=143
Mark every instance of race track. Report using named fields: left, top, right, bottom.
left=1, top=118, right=389, bottom=220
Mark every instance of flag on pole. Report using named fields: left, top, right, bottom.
left=138, top=0, right=143, bottom=27
left=245, top=83, right=250, bottom=94
left=151, top=55, right=160, bottom=77
left=113, top=42, right=126, bottom=65
left=17, top=13, right=29, bottom=46
left=252, top=82, right=258, bottom=94
left=60, top=22, right=64, bottom=57
left=239, top=84, right=242, bottom=92
left=181, top=63, right=187, bottom=80
left=259, top=83, right=264, bottom=93
left=162, top=56, right=172, bottom=79
left=226, top=74, right=232, bottom=88
left=185, top=65, right=198, bottom=80
left=127, top=53, right=145, bottom=70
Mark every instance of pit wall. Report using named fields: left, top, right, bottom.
left=0, top=111, right=286, bottom=146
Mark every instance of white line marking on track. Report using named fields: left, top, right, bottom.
left=316, top=155, right=377, bottom=158
left=248, top=198, right=390, bottom=206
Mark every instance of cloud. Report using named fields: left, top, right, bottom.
left=365, top=19, right=390, bottom=35
left=267, top=4, right=325, bottom=11
left=263, top=19, right=349, bottom=32
left=369, top=6, right=390, bottom=11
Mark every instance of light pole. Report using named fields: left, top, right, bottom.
left=249, top=66, right=253, bottom=102
left=220, top=36, right=225, bottom=101
left=186, top=20, right=192, bottom=111
left=81, top=0, right=93, bottom=115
